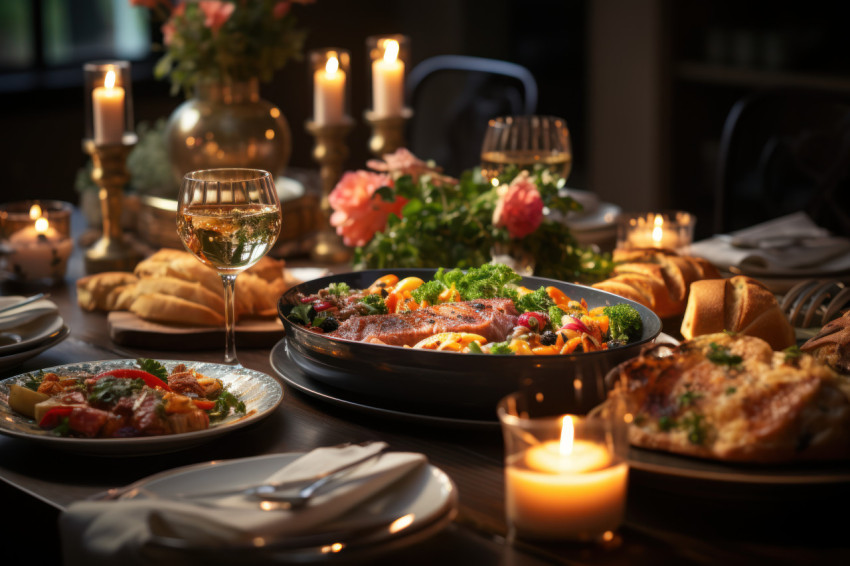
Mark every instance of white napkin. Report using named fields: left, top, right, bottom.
left=690, top=212, right=850, bottom=273
left=0, top=296, right=59, bottom=331
left=60, top=444, right=427, bottom=566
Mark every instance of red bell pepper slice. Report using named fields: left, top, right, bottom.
left=39, top=406, right=74, bottom=429
left=191, top=399, right=216, bottom=411
left=93, top=369, right=172, bottom=391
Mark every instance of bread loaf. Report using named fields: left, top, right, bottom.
left=77, top=249, right=298, bottom=327
left=681, top=275, right=796, bottom=350
left=129, top=293, right=225, bottom=327
left=592, top=248, right=721, bottom=319
left=77, top=272, right=139, bottom=311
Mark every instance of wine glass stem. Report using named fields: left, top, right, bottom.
left=221, top=273, right=239, bottom=365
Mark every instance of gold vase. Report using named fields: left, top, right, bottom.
left=165, top=78, right=291, bottom=182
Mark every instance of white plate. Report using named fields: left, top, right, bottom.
left=101, top=452, right=457, bottom=561
left=0, top=324, right=69, bottom=373
left=0, top=359, right=283, bottom=455
left=0, top=309, right=64, bottom=356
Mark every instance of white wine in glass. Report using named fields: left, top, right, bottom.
left=480, top=115, right=572, bottom=184
left=177, top=168, right=282, bottom=365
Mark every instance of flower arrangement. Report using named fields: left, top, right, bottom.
left=131, top=0, right=315, bottom=96
left=329, top=149, right=613, bottom=283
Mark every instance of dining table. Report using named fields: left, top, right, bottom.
left=1, top=208, right=849, bottom=566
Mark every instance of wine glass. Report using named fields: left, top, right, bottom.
left=480, top=115, right=572, bottom=185
left=177, top=168, right=282, bottom=366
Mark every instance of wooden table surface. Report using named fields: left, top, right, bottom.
left=1, top=222, right=848, bottom=565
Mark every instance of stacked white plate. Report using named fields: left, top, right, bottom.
left=0, top=296, right=69, bottom=372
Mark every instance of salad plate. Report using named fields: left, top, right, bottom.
left=0, top=359, right=283, bottom=455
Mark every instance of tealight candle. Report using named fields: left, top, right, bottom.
left=617, top=211, right=695, bottom=251
left=371, top=37, right=405, bottom=117
left=2, top=204, right=73, bottom=282
left=498, top=392, right=630, bottom=543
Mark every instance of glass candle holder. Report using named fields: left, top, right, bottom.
left=616, top=210, right=695, bottom=252
left=498, top=389, right=630, bottom=543
left=0, top=200, right=73, bottom=284
left=366, top=34, right=410, bottom=118
left=83, top=60, right=135, bottom=146
left=310, top=48, right=351, bottom=126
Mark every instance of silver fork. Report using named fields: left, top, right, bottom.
left=780, top=279, right=850, bottom=328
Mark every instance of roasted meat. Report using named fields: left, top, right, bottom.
left=326, top=298, right=519, bottom=346
left=608, top=332, right=850, bottom=462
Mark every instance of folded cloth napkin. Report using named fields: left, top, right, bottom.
left=690, top=212, right=850, bottom=274
left=0, top=296, right=59, bottom=331
left=60, top=443, right=427, bottom=566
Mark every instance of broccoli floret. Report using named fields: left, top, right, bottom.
left=548, top=305, right=568, bottom=328
left=327, top=282, right=351, bottom=296
left=515, top=287, right=555, bottom=314
left=359, top=294, right=388, bottom=315
left=436, top=263, right=522, bottom=301
left=411, top=279, right=447, bottom=305
left=488, top=341, right=514, bottom=355
left=603, top=303, right=643, bottom=344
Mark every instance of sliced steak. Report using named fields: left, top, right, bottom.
left=326, top=298, right=518, bottom=346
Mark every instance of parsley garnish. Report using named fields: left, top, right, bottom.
left=22, top=370, right=46, bottom=391
left=489, top=341, right=514, bottom=355
left=706, top=343, right=743, bottom=368
left=208, top=390, right=247, bottom=422
left=658, top=416, right=675, bottom=432
left=678, top=387, right=702, bottom=407
left=783, top=345, right=802, bottom=365
left=136, top=358, right=168, bottom=382
left=682, top=413, right=707, bottom=445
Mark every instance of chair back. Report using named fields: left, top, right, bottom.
left=405, top=55, right=538, bottom=176
left=715, top=89, right=850, bottom=236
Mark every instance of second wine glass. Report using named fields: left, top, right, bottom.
left=480, top=115, right=572, bottom=185
left=177, top=168, right=282, bottom=366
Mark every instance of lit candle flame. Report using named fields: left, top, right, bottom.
left=325, top=53, right=340, bottom=76
left=29, top=204, right=42, bottom=220
left=651, top=214, right=664, bottom=245
left=383, top=39, right=399, bottom=63
left=104, top=69, right=116, bottom=89
left=559, top=415, right=574, bottom=456
left=34, top=216, right=49, bottom=235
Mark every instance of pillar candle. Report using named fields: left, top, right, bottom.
left=92, top=69, right=125, bottom=145
left=314, top=54, right=346, bottom=125
left=372, top=39, right=405, bottom=117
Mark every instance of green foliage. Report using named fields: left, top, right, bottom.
left=603, top=303, right=643, bottom=343
left=359, top=294, right=388, bottom=315
left=353, top=166, right=614, bottom=283
left=435, top=264, right=523, bottom=301
left=140, top=0, right=310, bottom=97
left=410, top=280, right=446, bottom=305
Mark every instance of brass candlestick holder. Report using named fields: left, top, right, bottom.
left=364, top=108, right=412, bottom=157
left=82, top=136, right=144, bottom=273
left=306, top=119, right=355, bottom=263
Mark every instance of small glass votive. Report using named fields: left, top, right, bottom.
left=310, top=48, right=351, bottom=126
left=366, top=34, right=410, bottom=119
left=83, top=60, right=134, bottom=146
left=616, top=210, right=695, bottom=252
left=498, top=390, right=630, bottom=543
left=0, top=200, right=73, bottom=284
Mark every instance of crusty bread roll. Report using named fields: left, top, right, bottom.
left=77, top=272, right=139, bottom=311
left=592, top=248, right=721, bottom=319
left=129, top=293, right=225, bottom=327
left=78, top=249, right=298, bottom=327
left=112, top=276, right=225, bottom=313
left=681, top=275, right=795, bottom=350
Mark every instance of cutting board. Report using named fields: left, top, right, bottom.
left=108, top=312, right=284, bottom=350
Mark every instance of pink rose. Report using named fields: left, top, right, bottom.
left=367, top=148, right=456, bottom=186
left=328, top=171, right=406, bottom=247
left=272, top=1, right=291, bottom=19
left=492, top=171, right=544, bottom=239
left=198, top=1, right=235, bottom=33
